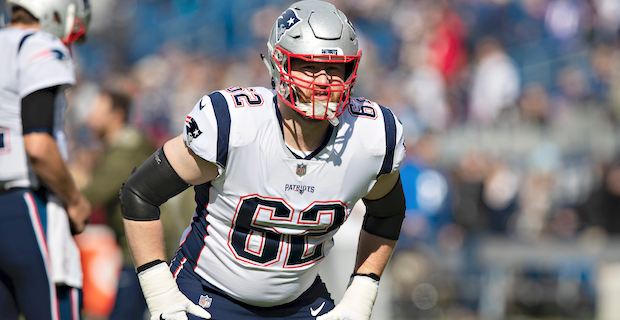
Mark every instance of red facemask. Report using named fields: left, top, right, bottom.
left=273, top=47, right=361, bottom=121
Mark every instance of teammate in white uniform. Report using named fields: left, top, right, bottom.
left=0, top=1, right=91, bottom=319
left=120, top=1, right=406, bottom=319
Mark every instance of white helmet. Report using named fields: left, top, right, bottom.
left=6, top=0, right=91, bottom=44
left=265, top=0, right=361, bottom=124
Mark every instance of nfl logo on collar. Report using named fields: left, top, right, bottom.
left=296, top=163, right=307, bottom=176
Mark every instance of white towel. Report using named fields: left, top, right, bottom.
left=47, top=194, right=83, bottom=288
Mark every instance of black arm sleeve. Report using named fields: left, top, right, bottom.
left=120, top=147, right=190, bottom=221
left=22, top=86, right=59, bottom=135
left=361, top=176, right=406, bottom=240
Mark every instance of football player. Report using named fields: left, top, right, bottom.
left=0, top=0, right=91, bottom=319
left=120, top=1, right=406, bottom=319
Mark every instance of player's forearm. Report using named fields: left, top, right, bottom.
left=316, top=230, right=394, bottom=320
left=123, top=219, right=168, bottom=268
left=354, top=230, right=397, bottom=277
left=24, top=132, right=81, bottom=205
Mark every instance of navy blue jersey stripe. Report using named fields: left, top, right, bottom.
left=179, top=222, right=208, bottom=264
left=194, top=183, right=211, bottom=215
left=378, top=105, right=396, bottom=178
left=175, top=183, right=211, bottom=264
left=209, top=92, right=231, bottom=168
left=17, top=33, right=35, bottom=54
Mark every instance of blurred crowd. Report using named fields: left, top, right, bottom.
left=10, top=0, right=620, bottom=318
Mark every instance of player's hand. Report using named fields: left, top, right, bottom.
left=316, top=275, right=379, bottom=320
left=138, top=262, right=211, bottom=320
left=66, top=193, right=91, bottom=234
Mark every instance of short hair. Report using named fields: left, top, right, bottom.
left=100, top=88, right=132, bottom=123
left=10, top=6, right=39, bottom=25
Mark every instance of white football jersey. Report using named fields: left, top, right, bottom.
left=0, top=27, right=75, bottom=189
left=178, top=86, right=405, bottom=307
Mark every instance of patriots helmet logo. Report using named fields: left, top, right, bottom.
left=276, top=9, right=302, bottom=42
left=185, top=116, right=202, bottom=146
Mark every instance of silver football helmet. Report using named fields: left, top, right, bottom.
left=265, top=0, right=361, bottom=124
left=6, top=0, right=91, bottom=45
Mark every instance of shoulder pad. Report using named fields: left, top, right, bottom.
left=342, top=97, right=406, bottom=176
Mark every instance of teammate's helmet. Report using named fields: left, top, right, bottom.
left=6, top=0, right=91, bottom=45
left=266, top=0, right=361, bottom=123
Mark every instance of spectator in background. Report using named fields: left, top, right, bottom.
left=579, top=157, right=620, bottom=235
left=589, top=43, right=614, bottom=104
left=468, top=37, right=521, bottom=126
left=518, top=82, right=551, bottom=125
left=81, top=88, right=154, bottom=319
left=400, top=131, right=452, bottom=243
left=544, top=0, right=584, bottom=44
left=395, top=0, right=467, bottom=129
left=405, top=66, right=450, bottom=132
left=514, top=142, right=562, bottom=240
left=423, top=0, right=468, bottom=87
left=552, top=65, right=591, bottom=117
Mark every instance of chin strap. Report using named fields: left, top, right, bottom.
left=295, top=100, right=340, bottom=126
left=328, top=116, right=340, bottom=126
left=260, top=53, right=274, bottom=83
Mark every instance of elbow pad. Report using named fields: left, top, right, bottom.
left=361, top=177, right=406, bottom=240
left=120, top=147, right=190, bottom=221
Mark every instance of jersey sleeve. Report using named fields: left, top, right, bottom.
left=182, top=93, right=228, bottom=169
left=18, top=33, right=75, bottom=97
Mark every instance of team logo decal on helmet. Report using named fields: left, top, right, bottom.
left=276, top=9, right=301, bottom=43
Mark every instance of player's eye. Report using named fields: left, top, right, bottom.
left=303, top=65, right=318, bottom=71
left=326, top=65, right=342, bottom=72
